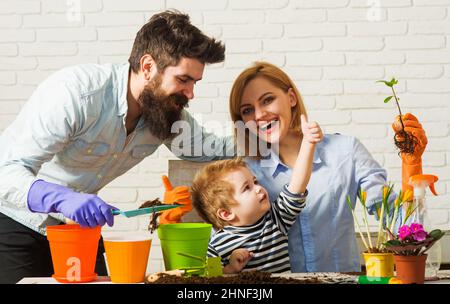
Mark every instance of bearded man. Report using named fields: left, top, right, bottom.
left=0, top=10, right=232, bottom=283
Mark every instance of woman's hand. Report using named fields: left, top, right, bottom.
left=223, top=248, right=254, bottom=274
left=301, top=114, right=323, bottom=144
left=391, top=113, right=428, bottom=194
left=391, top=113, right=427, bottom=165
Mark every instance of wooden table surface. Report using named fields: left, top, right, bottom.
left=17, top=270, right=450, bottom=284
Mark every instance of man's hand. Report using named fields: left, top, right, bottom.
left=159, top=175, right=193, bottom=224
left=391, top=113, right=428, bottom=195
left=223, top=248, right=254, bottom=274
left=27, top=180, right=116, bottom=228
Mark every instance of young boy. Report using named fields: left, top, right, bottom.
left=191, top=115, right=323, bottom=273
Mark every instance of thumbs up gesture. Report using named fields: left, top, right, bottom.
left=159, top=175, right=193, bottom=224
left=300, top=114, right=323, bottom=144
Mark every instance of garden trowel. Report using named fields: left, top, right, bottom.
left=112, top=204, right=181, bottom=218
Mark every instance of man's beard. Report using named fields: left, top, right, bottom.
left=138, top=75, right=189, bottom=141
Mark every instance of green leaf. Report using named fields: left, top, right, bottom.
left=376, top=80, right=392, bottom=87
left=346, top=195, right=354, bottom=211
left=383, top=96, right=393, bottom=103
left=429, top=229, right=445, bottom=241
left=385, top=240, right=402, bottom=246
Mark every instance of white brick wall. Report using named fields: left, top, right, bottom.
left=1, top=0, right=450, bottom=273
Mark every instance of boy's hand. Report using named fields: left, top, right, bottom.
left=301, top=114, right=323, bottom=144
left=225, top=248, right=254, bottom=274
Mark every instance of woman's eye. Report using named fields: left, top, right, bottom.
left=263, top=96, right=274, bottom=104
left=178, top=78, right=188, bottom=84
left=241, top=108, right=253, bottom=116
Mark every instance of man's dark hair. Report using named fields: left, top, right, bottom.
left=128, top=10, right=225, bottom=73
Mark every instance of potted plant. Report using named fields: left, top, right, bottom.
left=347, top=184, right=413, bottom=277
left=384, top=223, right=444, bottom=284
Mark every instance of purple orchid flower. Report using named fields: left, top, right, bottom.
left=398, top=225, right=412, bottom=240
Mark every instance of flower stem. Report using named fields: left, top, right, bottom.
left=350, top=208, right=370, bottom=252
left=389, top=205, right=399, bottom=234
left=362, top=208, right=373, bottom=249
left=376, top=202, right=385, bottom=250
left=391, top=86, right=405, bottom=130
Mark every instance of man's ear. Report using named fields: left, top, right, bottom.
left=139, top=54, right=158, bottom=81
left=217, top=208, right=235, bottom=222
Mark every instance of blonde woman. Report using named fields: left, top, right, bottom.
left=228, top=62, right=427, bottom=272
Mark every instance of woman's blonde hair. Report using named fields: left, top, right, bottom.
left=229, top=61, right=307, bottom=156
left=191, top=158, right=247, bottom=230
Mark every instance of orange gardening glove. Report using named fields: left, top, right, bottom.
left=159, top=175, right=193, bottom=224
left=391, top=113, right=428, bottom=196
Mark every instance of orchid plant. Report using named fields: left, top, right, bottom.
left=346, top=183, right=414, bottom=253
left=384, top=223, right=444, bottom=256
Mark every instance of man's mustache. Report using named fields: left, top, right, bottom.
left=171, top=94, right=189, bottom=108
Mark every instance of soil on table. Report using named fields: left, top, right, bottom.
left=139, top=198, right=163, bottom=233
left=145, top=270, right=325, bottom=284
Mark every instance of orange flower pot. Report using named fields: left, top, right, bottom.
left=103, top=233, right=152, bottom=283
left=394, top=254, right=427, bottom=284
left=46, top=224, right=101, bottom=283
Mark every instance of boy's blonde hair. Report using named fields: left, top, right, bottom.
left=191, top=158, right=248, bottom=230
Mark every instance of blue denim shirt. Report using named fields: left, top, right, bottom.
left=0, top=63, right=233, bottom=235
left=245, top=134, right=389, bottom=272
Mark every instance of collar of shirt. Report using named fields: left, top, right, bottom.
left=221, top=214, right=267, bottom=236
left=116, top=63, right=130, bottom=117
left=116, top=63, right=147, bottom=132
left=263, top=142, right=323, bottom=177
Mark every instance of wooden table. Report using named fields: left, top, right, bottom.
left=17, top=270, right=450, bottom=284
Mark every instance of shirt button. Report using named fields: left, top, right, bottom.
left=97, top=174, right=102, bottom=179
left=87, top=149, right=92, bottom=154
left=113, top=154, right=118, bottom=159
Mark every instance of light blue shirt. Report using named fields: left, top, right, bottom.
left=245, top=134, right=389, bottom=272
left=0, top=63, right=233, bottom=235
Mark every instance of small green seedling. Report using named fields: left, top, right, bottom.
left=376, top=78, right=417, bottom=154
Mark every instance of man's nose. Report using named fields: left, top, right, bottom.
left=183, top=83, right=194, bottom=100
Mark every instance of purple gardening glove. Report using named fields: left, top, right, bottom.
left=27, top=179, right=116, bottom=228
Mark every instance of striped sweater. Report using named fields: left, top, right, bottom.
left=207, top=184, right=307, bottom=273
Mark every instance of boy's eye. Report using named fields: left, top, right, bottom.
left=177, top=78, right=188, bottom=84
left=254, top=180, right=259, bottom=185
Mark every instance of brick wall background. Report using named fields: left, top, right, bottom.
left=1, top=0, right=449, bottom=273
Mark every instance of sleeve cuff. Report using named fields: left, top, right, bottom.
left=282, top=184, right=308, bottom=199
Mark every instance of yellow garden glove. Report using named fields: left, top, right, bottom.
left=159, top=175, right=193, bottom=224
left=391, top=113, right=428, bottom=196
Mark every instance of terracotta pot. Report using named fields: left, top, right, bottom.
left=394, top=254, right=427, bottom=284
left=363, top=252, right=395, bottom=277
